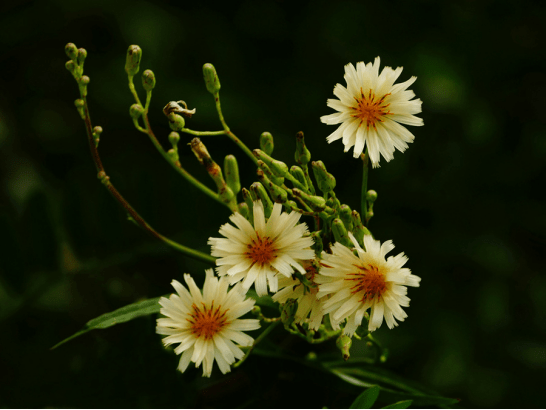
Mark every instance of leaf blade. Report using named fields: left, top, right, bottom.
left=382, top=400, right=413, bottom=409
left=350, top=385, right=380, bottom=409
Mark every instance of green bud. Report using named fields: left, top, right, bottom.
left=80, top=75, right=90, bottom=85
left=340, top=205, right=354, bottom=231
left=380, top=348, right=389, bottom=363
left=257, top=169, right=287, bottom=203
left=260, top=131, right=274, bottom=155
left=224, top=155, right=241, bottom=195
left=142, top=69, right=156, bottom=91
left=168, top=112, right=185, bottom=131
left=257, top=160, right=284, bottom=186
left=92, top=126, right=103, bottom=148
left=125, top=45, right=142, bottom=76
left=336, top=335, right=352, bottom=361
left=366, top=190, right=378, bottom=202
left=168, top=131, right=180, bottom=148
left=65, top=43, right=78, bottom=60
left=241, top=188, right=255, bottom=224
left=77, top=48, right=87, bottom=65
left=332, top=218, right=352, bottom=247
left=65, top=60, right=76, bottom=74
left=355, top=325, right=369, bottom=339
left=289, top=166, right=308, bottom=190
left=311, top=160, right=336, bottom=193
left=295, top=131, right=311, bottom=165
left=306, top=351, right=318, bottom=361
left=129, top=104, right=144, bottom=119
left=167, top=148, right=179, bottom=163
left=238, top=202, right=249, bottom=219
left=250, top=182, right=273, bottom=219
left=251, top=305, right=261, bottom=316
left=292, top=188, right=326, bottom=212
left=311, top=231, right=323, bottom=256
left=351, top=210, right=371, bottom=248
left=203, top=63, right=221, bottom=94
left=253, top=149, right=288, bottom=179
left=74, top=99, right=84, bottom=108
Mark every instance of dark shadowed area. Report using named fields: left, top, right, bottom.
left=1, top=0, right=545, bottom=408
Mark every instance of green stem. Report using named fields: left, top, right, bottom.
left=128, top=75, right=143, bottom=107
left=181, top=128, right=227, bottom=137
left=361, top=149, right=369, bottom=225
left=233, top=321, right=280, bottom=368
left=214, top=92, right=258, bottom=166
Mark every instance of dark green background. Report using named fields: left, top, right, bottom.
left=1, top=0, right=545, bottom=408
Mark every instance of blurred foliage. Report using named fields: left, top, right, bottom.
left=1, top=0, right=546, bottom=407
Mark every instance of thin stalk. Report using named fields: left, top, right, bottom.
left=214, top=92, right=258, bottom=166
left=233, top=321, right=280, bottom=368
left=361, top=149, right=369, bottom=225
left=181, top=129, right=227, bottom=137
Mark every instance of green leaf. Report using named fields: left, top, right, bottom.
left=350, top=385, right=380, bottom=409
left=382, top=400, right=413, bottom=409
left=51, top=296, right=162, bottom=349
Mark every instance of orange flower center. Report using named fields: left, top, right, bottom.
left=245, top=234, right=276, bottom=265
left=352, top=88, right=390, bottom=129
left=188, top=302, right=228, bottom=340
left=346, top=264, right=387, bottom=302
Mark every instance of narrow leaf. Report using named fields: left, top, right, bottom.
left=350, top=385, right=380, bottom=409
left=51, top=296, right=162, bottom=349
left=382, top=400, right=413, bottom=409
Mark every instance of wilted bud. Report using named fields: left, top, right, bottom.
left=168, top=112, right=185, bottom=131
left=336, top=335, right=352, bottom=361
left=125, top=45, right=142, bottom=76
left=340, top=205, right=354, bottom=231
left=289, top=166, right=308, bottom=189
left=77, top=48, right=87, bottom=65
left=366, top=190, right=378, bottom=203
left=190, top=138, right=211, bottom=165
left=250, top=182, right=273, bottom=219
left=260, top=131, right=274, bottom=155
left=168, top=131, right=180, bottom=147
left=167, top=148, right=179, bottom=163
left=142, top=69, right=156, bottom=91
left=203, top=63, right=221, bottom=94
left=292, top=188, right=326, bottom=212
left=163, top=100, right=196, bottom=118
left=295, top=131, right=311, bottom=165
left=238, top=202, right=249, bottom=219
left=312, top=160, right=336, bottom=193
left=65, top=43, right=78, bottom=60
left=129, top=104, right=144, bottom=119
left=332, top=218, right=352, bottom=248
left=224, top=155, right=241, bottom=195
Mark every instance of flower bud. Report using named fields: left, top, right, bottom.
left=142, top=69, right=156, bottom=91
left=336, top=335, right=352, bottom=361
left=366, top=190, right=378, bottom=203
left=167, top=148, right=179, bottom=163
left=332, top=218, right=352, bottom=248
left=241, top=188, right=255, bottom=224
left=203, top=63, right=221, bottom=94
left=129, top=104, right=144, bottom=119
left=312, top=160, right=336, bottom=193
left=292, top=188, right=326, bottom=212
left=168, top=131, right=180, bottom=147
left=260, top=131, right=274, bottom=155
left=238, top=202, right=249, bottom=219
left=65, top=60, right=76, bottom=74
left=80, top=75, right=90, bottom=85
left=289, top=166, right=308, bottom=189
left=77, top=48, right=87, bottom=65
left=257, top=169, right=287, bottom=203
left=295, top=131, right=311, bottom=165
left=74, top=99, right=84, bottom=108
left=250, top=182, right=273, bottom=219
left=224, top=155, right=241, bottom=195
left=125, top=45, right=142, bottom=76
left=311, top=231, right=323, bottom=256
left=340, top=205, right=354, bottom=231
left=168, top=112, right=185, bottom=131
left=92, top=126, right=103, bottom=148
left=351, top=210, right=371, bottom=248
left=65, top=43, right=78, bottom=60
left=257, top=160, right=283, bottom=186
left=280, top=299, right=298, bottom=328
left=253, top=149, right=288, bottom=179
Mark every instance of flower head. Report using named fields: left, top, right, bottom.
left=209, top=200, right=315, bottom=297
left=321, top=57, right=423, bottom=167
left=272, top=262, right=327, bottom=330
left=156, top=269, right=260, bottom=377
left=316, top=233, right=420, bottom=335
